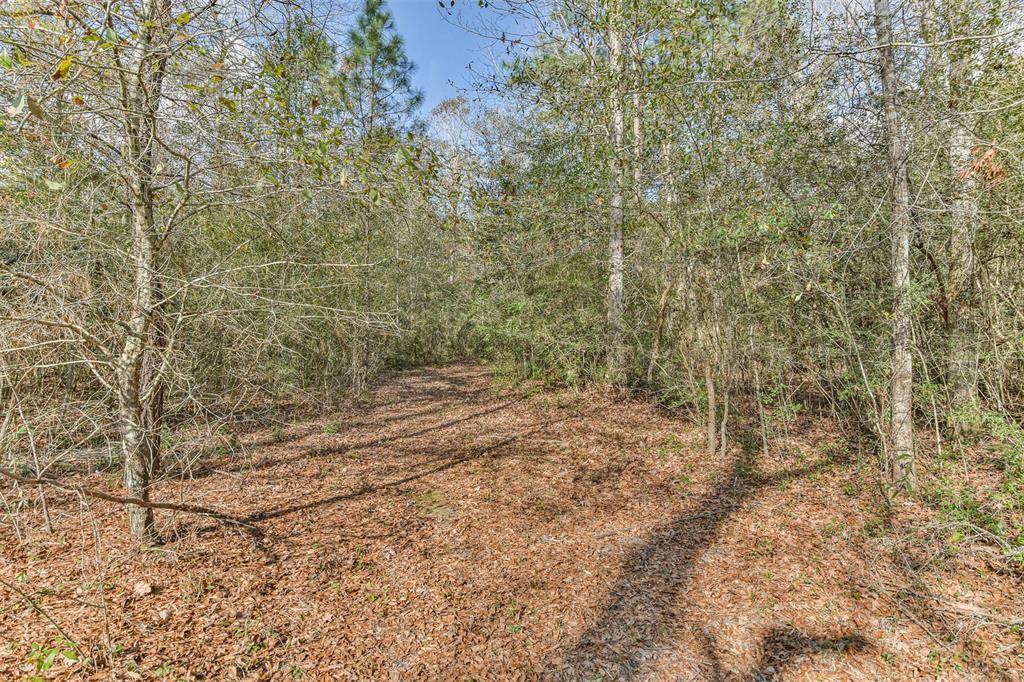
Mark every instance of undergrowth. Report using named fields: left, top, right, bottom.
left=923, top=410, right=1024, bottom=567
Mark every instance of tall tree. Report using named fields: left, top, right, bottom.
left=606, top=0, right=628, bottom=386
left=340, top=0, right=422, bottom=392
left=944, top=0, right=984, bottom=420
left=118, top=0, right=174, bottom=541
left=0, top=0, right=312, bottom=540
left=342, top=0, right=423, bottom=139
left=874, top=0, right=916, bottom=490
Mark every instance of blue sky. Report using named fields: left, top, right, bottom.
left=387, top=1, right=510, bottom=116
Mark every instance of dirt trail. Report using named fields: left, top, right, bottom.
left=1, top=365, right=1019, bottom=679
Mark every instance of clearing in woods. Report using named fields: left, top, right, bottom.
left=1, top=365, right=1020, bottom=679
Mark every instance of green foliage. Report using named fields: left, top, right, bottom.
left=927, top=452, right=1024, bottom=564
left=342, top=0, right=423, bottom=137
left=2, top=0, right=1024, bottom=560
left=26, top=639, right=78, bottom=679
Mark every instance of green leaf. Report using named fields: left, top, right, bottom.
left=219, top=97, right=237, bottom=112
left=44, top=179, right=65, bottom=191
left=7, top=94, right=26, bottom=115
left=0, top=52, right=13, bottom=70
left=15, top=47, right=33, bottom=68
left=51, top=55, right=73, bottom=81
left=176, top=12, right=192, bottom=26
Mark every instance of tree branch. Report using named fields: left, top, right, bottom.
left=0, top=468, right=254, bottom=530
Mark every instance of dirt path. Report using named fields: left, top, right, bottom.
left=1, top=365, right=1020, bottom=679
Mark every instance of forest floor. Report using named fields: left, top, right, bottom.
left=1, top=364, right=1021, bottom=680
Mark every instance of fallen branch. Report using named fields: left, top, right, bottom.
left=0, top=468, right=254, bottom=529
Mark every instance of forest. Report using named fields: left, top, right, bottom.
left=1, top=0, right=1023, bottom=678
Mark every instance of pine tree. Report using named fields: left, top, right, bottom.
left=342, top=0, right=423, bottom=139
left=340, top=0, right=423, bottom=392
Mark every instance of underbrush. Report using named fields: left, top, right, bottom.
left=921, top=411, right=1024, bottom=569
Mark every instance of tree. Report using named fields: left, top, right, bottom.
left=606, top=0, right=628, bottom=386
left=342, top=0, right=423, bottom=139
left=117, top=0, right=175, bottom=540
left=873, top=0, right=916, bottom=490
left=339, top=0, right=423, bottom=392
left=0, top=0, right=327, bottom=540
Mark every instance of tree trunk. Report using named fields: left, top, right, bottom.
left=946, top=8, right=980, bottom=417
left=117, top=0, right=172, bottom=542
left=141, top=274, right=167, bottom=480
left=631, top=43, right=643, bottom=190
left=874, top=0, right=916, bottom=490
left=353, top=211, right=371, bottom=395
left=948, top=121, right=979, bottom=411
left=705, top=361, right=717, bottom=458
left=646, top=140, right=676, bottom=383
left=606, top=0, right=627, bottom=387
left=646, top=276, right=676, bottom=383
left=118, top=198, right=161, bottom=543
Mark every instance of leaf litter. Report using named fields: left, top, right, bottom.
left=0, top=365, right=1020, bottom=679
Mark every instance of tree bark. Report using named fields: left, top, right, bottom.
left=631, top=42, right=643, bottom=190
left=606, top=0, right=627, bottom=386
left=945, top=4, right=980, bottom=416
left=117, top=207, right=161, bottom=542
left=948, top=121, right=979, bottom=411
left=705, top=361, right=717, bottom=458
left=646, top=141, right=678, bottom=383
left=116, top=0, right=172, bottom=542
left=646, top=275, right=676, bottom=383
left=874, top=0, right=916, bottom=490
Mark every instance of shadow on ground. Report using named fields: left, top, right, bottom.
left=545, top=427, right=869, bottom=680
left=188, top=368, right=871, bottom=678
left=244, top=405, right=578, bottom=525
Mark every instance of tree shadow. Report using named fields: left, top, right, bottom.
left=178, top=398, right=523, bottom=482
left=546, top=428, right=867, bottom=680
left=747, top=627, right=868, bottom=681
left=236, top=407, right=585, bottom=527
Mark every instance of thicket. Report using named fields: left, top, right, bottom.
left=1, top=0, right=1023, bottom=547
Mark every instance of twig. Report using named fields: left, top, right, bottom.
left=0, top=577, right=82, bottom=658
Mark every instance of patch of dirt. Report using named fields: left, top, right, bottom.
left=1, top=365, right=1021, bottom=680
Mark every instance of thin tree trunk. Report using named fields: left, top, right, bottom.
left=118, top=205, right=160, bottom=542
left=141, top=274, right=167, bottom=480
left=631, top=41, right=643, bottom=190
left=719, top=389, right=729, bottom=456
left=874, top=0, right=916, bottom=490
left=646, top=275, right=676, bottom=383
left=606, top=0, right=627, bottom=386
left=353, top=211, right=371, bottom=395
left=705, top=361, right=717, bottom=458
left=117, top=0, right=172, bottom=542
left=646, top=140, right=677, bottom=383
left=946, top=8, right=980, bottom=417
